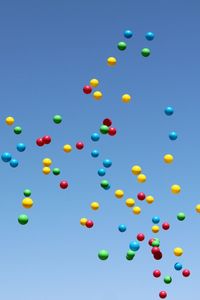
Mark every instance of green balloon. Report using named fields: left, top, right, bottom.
left=14, top=126, right=22, bottom=134
left=52, top=168, right=60, bottom=175
left=126, top=249, right=135, bottom=260
left=152, top=238, right=160, bottom=247
left=23, top=189, right=31, bottom=197
left=100, top=125, right=109, bottom=134
left=18, top=214, right=29, bottom=225
left=118, top=41, right=127, bottom=51
left=177, top=212, right=185, bottom=221
left=100, top=180, right=109, bottom=189
left=98, top=250, right=109, bottom=260
left=53, top=115, right=62, bottom=124
left=141, top=48, right=151, bottom=57
left=164, top=276, right=172, bottom=284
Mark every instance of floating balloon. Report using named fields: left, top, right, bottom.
left=145, top=32, right=155, bottom=41
left=125, top=198, right=135, bottom=207
left=53, top=114, right=62, bottom=124
left=115, top=189, right=124, bottom=199
left=124, top=30, right=133, bottom=39
left=5, top=116, right=15, bottom=125
left=98, top=250, right=109, bottom=260
left=18, top=214, right=28, bottom=225
left=107, top=57, right=117, bottom=66
left=118, top=41, right=127, bottom=50
left=22, top=197, right=33, bottom=209
left=63, top=144, right=72, bottom=153
left=90, top=78, right=99, bottom=87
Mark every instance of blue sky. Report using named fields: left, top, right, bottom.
left=0, top=0, right=199, bottom=299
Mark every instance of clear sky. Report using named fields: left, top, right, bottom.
left=0, top=0, right=200, bottom=299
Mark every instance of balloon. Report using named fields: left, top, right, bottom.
left=107, top=57, right=117, bottom=66
left=131, top=165, right=142, bottom=175
left=174, top=247, right=183, bottom=256
left=132, top=206, right=141, bottom=215
left=18, top=214, right=28, bottom=225
left=163, top=154, right=174, bottom=164
left=117, top=41, right=127, bottom=50
left=23, top=189, right=31, bottom=197
left=53, top=114, right=62, bottom=124
left=98, top=250, right=109, bottom=260
left=14, top=126, right=22, bottom=134
left=93, top=91, right=103, bottom=100
left=63, top=144, right=72, bottom=153
left=122, top=94, right=131, bottom=103
left=90, top=78, right=99, bottom=87
left=90, top=202, right=100, bottom=210
left=165, top=106, right=174, bottom=116
left=60, top=180, right=68, bottom=189
left=42, top=158, right=52, bottom=166
left=83, top=85, right=92, bottom=94
left=141, top=48, right=151, bottom=57
left=137, top=174, right=146, bottom=183
left=115, top=189, right=124, bottom=198
left=125, top=198, right=135, bottom=207
left=10, top=158, right=19, bottom=168
left=16, top=143, right=26, bottom=152
left=1, top=152, right=12, bottom=162
left=171, top=184, right=181, bottom=194
left=145, top=32, right=155, bottom=41
left=5, top=116, right=15, bottom=125
left=124, top=30, right=133, bottom=39
left=22, top=197, right=33, bottom=209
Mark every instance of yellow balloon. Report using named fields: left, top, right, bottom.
left=122, top=94, right=131, bottom=103
left=173, top=247, right=183, bottom=256
left=107, top=56, right=117, bottom=66
left=43, top=167, right=51, bottom=175
left=93, top=91, right=102, bottom=100
left=146, top=195, right=154, bottom=204
left=42, top=158, right=52, bottom=166
left=5, top=116, right=15, bottom=126
left=131, top=165, right=142, bottom=175
left=137, top=174, right=146, bottom=183
left=164, top=154, right=174, bottom=164
left=22, top=197, right=33, bottom=209
left=80, top=218, right=87, bottom=226
left=152, top=225, right=159, bottom=233
left=115, top=189, right=124, bottom=199
left=125, top=198, right=135, bottom=207
left=90, top=78, right=99, bottom=87
left=133, top=206, right=141, bottom=215
left=90, top=202, right=100, bottom=210
left=195, top=204, right=200, bottom=213
left=63, top=144, right=72, bottom=153
left=171, top=184, right=181, bottom=194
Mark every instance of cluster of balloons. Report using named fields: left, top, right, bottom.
left=83, top=78, right=102, bottom=100
left=18, top=189, right=33, bottom=225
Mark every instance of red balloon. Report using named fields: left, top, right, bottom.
left=151, top=247, right=160, bottom=255
left=182, top=269, right=190, bottom=277
left=148, top=238, right=154, bottom=246
left=153, top=269, right=161, bottom=278
left=103, top=118, right=112, bottom=127
left=137, top=233, right=145, bottom=241
left=86, top=220, right=94, bottom=228
left=83, top=85, right=92, bottom=94
left=137, top=192, right=146, bottom=201
left=159, top=291, right=167, bottom=299
left=60, top=180, right=68, bottom=189
left=36, top=138, right=44, bottom=146
left=162, top=222, right=170, bottom=230
left=154, top=251, right=163, bottom=260
left=108, top=127, right=117, bottom=136
left=42, top=135, right=51, bottom=144
left=76, top=141, right=84, bottom=150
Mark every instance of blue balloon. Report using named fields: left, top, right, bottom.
left=91, top=133, right=100, bottom=142
left=129, top=241, right=140, bottom=251
left=165, top=106, right=174, bottom=116
left=1, top=152, right=12, bottom=162
left=16, top=143, right=26, bottom=152
left=118, top=224, right=127, bottom=232
left=124, top=30, right=133, bottom=39
left=91, top=149, right=99, bottom=158
left=169, top=131, right=178, bottom=140
left=103, top=159, right=112, bottom=168
left=145, top=31, right=155, bottom=41
left=174, top=262, right=183, bottom=271
left=152, top=216, right=160, bottom=224
left=98, top=168, right=106, bottom=176
left=10, top=158, right=19, bottom=168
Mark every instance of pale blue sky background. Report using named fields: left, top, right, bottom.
left=0, top=0, right=199, bottom=299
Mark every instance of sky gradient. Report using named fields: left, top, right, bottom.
left=0, top=0, right=200, bottom=299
